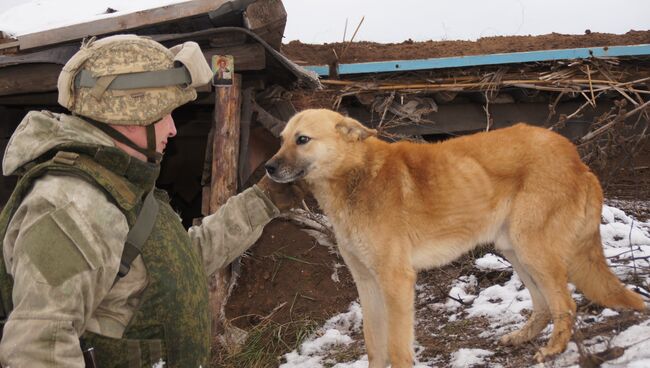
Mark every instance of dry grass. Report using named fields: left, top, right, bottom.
left=213, top=317, right=319, bottom=368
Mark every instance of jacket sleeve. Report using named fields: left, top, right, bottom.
left=0, top=175, right=127, bottom=368
left=188, top=185, right=279, bottom=276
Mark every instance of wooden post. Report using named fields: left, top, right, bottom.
left=207, top=73, right=242, bottom=335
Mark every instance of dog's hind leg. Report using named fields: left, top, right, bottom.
left=508, top=228, right=576, bottom=362
left=498, top=248, right=551, bottom=346
left=339, top=248, right=390, bottom=368
left=377, top=261, right=416, bottom=368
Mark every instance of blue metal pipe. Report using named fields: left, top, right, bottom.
left=303, top=43, right=650, bottom=77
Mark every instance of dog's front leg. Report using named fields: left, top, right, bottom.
left=378, top=263, right=416, bottom=368
left=339, top=247, right=390, bottom=368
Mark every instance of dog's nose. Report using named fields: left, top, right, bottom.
left=265, top=163, right=277, bottom=175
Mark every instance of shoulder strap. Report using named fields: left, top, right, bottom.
left=115, top=190, right=159, bottom=282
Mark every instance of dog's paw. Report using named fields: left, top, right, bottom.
left=534, top=349, right=546, bottom=363
left=534, top=346, right=561, bottom=363
left=499, top=331, right=525, bottom=346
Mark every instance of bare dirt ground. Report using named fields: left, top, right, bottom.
left=281, top=30, right=650, bottom=65
left=215, top=32, right=650, bottom=367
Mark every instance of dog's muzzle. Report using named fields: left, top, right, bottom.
left=265, top=158, right=305, bottom=183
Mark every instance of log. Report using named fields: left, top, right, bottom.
left=238, top=88, right=254, bottom=188
left=244, top=0, right=287, bottom=50
left=207, top=73, right=242, bottom=336
left=0, top=64, right=61, bottom=96
left=209, top=74, right=242, bottom=209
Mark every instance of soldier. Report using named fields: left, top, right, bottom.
left=0, top=35, right=304, bottom=367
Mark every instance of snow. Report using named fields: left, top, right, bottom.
left=0, top=0, right=189, bottom=37
left=604, top=320, right=650, bottom=367
left=474, top=252, right=511, bottom=271
left=301, top=329, right=354, bottom=356
left=443, top=275, right=478, bottom=310
left=466, top=273, right=530, bottom=334
left=449, top=348, right=494, bottom=368
left=283, top=204, right=650, bottom=367
left=280, top=303, right=363, bottom=368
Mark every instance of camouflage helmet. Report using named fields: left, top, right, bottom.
left=58, top=34, right=213, bottom=126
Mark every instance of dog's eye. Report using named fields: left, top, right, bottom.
left=296, top=135, right=311, bottom=145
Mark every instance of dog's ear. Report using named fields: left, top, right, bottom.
left=335, top=117, right=377, bottom=141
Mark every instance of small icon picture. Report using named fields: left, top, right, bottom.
left=212, top=55, right=234, bottom=86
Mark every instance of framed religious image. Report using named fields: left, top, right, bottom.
left=211, top=55, right=234, bottom=86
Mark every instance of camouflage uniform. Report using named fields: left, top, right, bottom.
left=0, top=36, right=280, bottom=368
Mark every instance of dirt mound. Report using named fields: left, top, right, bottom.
left=226, top=219, right=356, bottom=328
left=215, top=218, right=358, bottom=367
left=281, top=30, right=650, bottom=65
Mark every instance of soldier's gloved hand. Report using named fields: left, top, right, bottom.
left=256, top=175, right=307, bottom=212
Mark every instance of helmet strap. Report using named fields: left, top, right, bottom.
left=83, top=117, right=163, bottom=163
left=145, top=124, right=158, bottom=164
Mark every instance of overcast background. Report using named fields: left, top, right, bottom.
left=0, top=0, right=648, bottom=42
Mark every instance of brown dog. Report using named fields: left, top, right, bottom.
left=265, top=109, right=645, bottom=367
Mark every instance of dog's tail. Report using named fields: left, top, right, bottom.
left=569, top=173, right=645, bottom=311
left=569, top=233, right=645, bottom=310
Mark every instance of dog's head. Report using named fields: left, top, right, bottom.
left=265, top=109, right=377, bottom=183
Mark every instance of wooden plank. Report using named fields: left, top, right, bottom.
left=209, top=74, right=242, bottom=209
left=0, top=64, right=61, bottom=96
left=0, top=45, right=78, bottom=67
left=17, top=0, right=231, bottom=50
left=238, top=88, right=254, bottom=187
left=203, top=43, right=266, bottom=71
left=0, top=31, right=18, bottom=51
left=207, top=74, right=242, bottom=336
left=244, top=0, right=287, bottom=50
left=0, top=41, right=19, bottom=52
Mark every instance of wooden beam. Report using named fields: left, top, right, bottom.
left=244, top=0, right=287, bottom=50
left=0, top=64, right=61, bottom=96
left=16, top=0, right=231, bottom=50
left=209, top=75, right=242, bottom=209
left=0, top=45, right=78, bottom=67
left=0, top=32, right=19, bottom=52
left=0, top=42, right=19, bottom=53
left=238, top=88, right=254, bottom=187
left=206, top=73, right=242, bottom=336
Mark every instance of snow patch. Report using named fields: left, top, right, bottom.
left=450, top=348, right=494, bottom=368
left=474, top=253, right=511, bottom=271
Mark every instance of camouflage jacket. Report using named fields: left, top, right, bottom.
left=0, top=111, right=279, bottom=367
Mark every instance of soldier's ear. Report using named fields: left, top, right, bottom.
left=335, top=116, right=377, bottom=141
